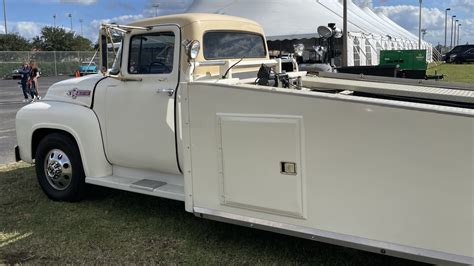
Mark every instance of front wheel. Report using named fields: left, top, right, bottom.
left=35, top=133, right=86, bottom=202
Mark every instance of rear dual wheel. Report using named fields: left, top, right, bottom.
left=35, top=133, right=86, bottom=202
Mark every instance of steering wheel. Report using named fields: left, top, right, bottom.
left=149, top=61, right=171, bottom=74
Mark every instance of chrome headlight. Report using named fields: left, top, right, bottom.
left=189, top=40, right=201, bottom=60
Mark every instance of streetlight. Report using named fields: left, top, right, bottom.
left=79, top=19, right=83, bottom=36
left=68, top=13, right=73, bottom=32
left=454, top=19, right=458, bottom=46
left=418, top=0, right=422, bottom=49
left=444, top=8, right=450, bottom=52
left=457, top=24, right=462, bottom=45
left=2, top=0, right=7, bottom=34
left=152, top=3, right=160, bottom=17
left=342, top=0, right=348, bottom=67
left=53, top=14, right=56, bottom=27
left=450, top=15, right=456, bottom=49
left=421, top=29, right=427, bottom=41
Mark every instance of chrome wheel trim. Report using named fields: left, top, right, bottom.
left=44, top=149, right=73, bottom=191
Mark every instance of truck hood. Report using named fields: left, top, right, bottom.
left=43, top=74, right=105, bottom=107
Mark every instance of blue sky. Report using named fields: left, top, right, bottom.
left=2, top=0, right=473, bottom=45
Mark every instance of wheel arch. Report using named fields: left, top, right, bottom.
left=16, top=101, right=112, bottom=178
left=32, top=128, right=76, bottom=160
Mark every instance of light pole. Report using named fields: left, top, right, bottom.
left=79, top=19, right=83, bottom=36
left=53, top=14, right=56, bottom=27
left=454, top=19, right=458, bottom=46
left=68, top=13, right=73, bottom=32
left=152, top=3, right=159, bottom=17
left=450, top=15, right=456, bottom=49
left=2, top=0, right=7, bottom=34
left=457, top=24, right=461, bottom=45
left=418, top=0, right=423, bottom=49
left=342, top=0, right=348, bottom=66
left=421, top=29, right=427, bottom=41
left=444, top=8, right=450, bottom=52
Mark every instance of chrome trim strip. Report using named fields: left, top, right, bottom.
left=194, top=207, right=473, bottom=265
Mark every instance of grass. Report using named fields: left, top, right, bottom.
left=0, top=163, right=426, bottom=265
left=427, top=63, right=474, bottom=84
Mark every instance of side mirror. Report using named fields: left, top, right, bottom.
left=99, top=29, right=108, bottom=71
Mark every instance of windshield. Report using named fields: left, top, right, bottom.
left=109, top=42, right=123, bottom=75
left=203, top=31, right=266, bottom=59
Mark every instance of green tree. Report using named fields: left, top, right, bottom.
left=32, top=26, right=93, bottom=51
left=71, top=35, right=94, bottom=51
left=0, top=33, right=31, bottom=51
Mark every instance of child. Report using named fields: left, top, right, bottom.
left=29, top=61, right=41, bottom=100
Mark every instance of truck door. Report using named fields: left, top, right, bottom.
left=103, top=25, right=181, bottom=174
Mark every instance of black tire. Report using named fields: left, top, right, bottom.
left=35, top=133, right=86, bottom=202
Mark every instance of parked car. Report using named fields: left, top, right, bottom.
left=443, top=44, right=474, bottom=63
left=7, top=67, right=41, bottom=80
left=78, top=62, right=98, bottom=75
left=448, top=48, right=474, bottom=64
left=10, top=69, right=22, bottom=79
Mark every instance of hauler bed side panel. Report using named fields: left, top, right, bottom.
left=184, top=82, right=474, bottom=263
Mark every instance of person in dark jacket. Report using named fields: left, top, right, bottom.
left=18, top=62, right=31, bottom=103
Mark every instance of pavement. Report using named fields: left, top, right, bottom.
left=0, top=76, right=70, bottom=164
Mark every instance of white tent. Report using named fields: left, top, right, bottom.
left=186, top=0, right=432, bottom=66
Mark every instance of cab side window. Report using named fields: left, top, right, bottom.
left=128, top=32, right=175, bottom=74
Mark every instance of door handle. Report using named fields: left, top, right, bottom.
left=156, top=88, right=174, bottom=96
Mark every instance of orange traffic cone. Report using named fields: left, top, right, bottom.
left=75, top=70, right=81, bottom=77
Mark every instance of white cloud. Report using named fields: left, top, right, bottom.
left=353, top=0, right=373, bottom=8
left=450, top=0, right=474, bottom=13
left=144, top=0, right=194, bottom=17
left=0, top=21, right=43, bottom=39
left=374, top=5, right=473, bottom=45
left=59, top=0, right=97, bottom=5
left=90, top=14, right=145, bottom=27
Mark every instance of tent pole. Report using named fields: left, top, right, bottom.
left=342, top=0, right=348, bottom=67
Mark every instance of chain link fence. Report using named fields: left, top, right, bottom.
left=0, top=51, right=116, bottom=78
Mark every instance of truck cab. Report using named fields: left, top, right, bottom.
left=16, top=14, right=274, bottom=200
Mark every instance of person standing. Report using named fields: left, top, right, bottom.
left=29, top=61, right=41, bottom=100
left=18, top=62, right=31, bottom=102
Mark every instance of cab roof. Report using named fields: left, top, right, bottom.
left=129, top=13, right=261, bottom=28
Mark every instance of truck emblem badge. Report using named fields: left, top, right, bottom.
left=66, top=88, right=91, bottom=99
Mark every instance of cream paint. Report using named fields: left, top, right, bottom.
left=185, top=82, right=474, bottom=259
left=15, top=14, right=473, bottom=263
left=15, top=101, right=112, bottom=178
left=95, top=25, right=182, bottom=174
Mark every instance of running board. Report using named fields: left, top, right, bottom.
left=86, top=176, right=185, bottom=201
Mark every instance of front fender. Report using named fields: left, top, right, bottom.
left=16, top=101, right=112, bottom=178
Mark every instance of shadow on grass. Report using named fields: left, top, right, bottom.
left=0, top=164, right=428, bottom=265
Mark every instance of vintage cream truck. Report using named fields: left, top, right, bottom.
left=15, top=14, right=473, bottom=264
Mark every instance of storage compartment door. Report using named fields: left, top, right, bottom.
left=217, top=114, right=305, bottom=218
